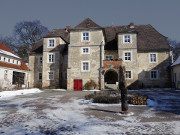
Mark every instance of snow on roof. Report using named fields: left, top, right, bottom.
left=0, top=49, right=20, bottom=59
left=171, top=56, right=180, bottom=66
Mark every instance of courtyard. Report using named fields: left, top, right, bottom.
left=0, top=88, right=179, bottom=134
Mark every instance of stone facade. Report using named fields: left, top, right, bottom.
left=29, top=18, right=172, bottom=90
left=67, top=29, right=105, bottom=90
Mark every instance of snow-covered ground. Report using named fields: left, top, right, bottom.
left=0, top=88, right=42, bottom=100
left=0, top=89, right=179, bottom=134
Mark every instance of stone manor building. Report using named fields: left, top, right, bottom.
left=29, top=18, right=172, bottom=90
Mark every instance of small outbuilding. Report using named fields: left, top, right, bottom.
left=171, top=56, right=180, bottom=89
left=0, top=43, right=29, bottom=90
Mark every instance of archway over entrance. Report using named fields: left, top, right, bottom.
left=104, top=70, right=118, bottom=84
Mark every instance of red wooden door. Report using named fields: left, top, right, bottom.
left=74, top=79, right=82, bottom=91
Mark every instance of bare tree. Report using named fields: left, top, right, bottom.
left=168, top=39, right=180, bottom=61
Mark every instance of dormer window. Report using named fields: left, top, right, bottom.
left=49, top=39, right=54, bottom=47
left=124, top=35, right=131, bottom=43
left=82, top=32, right=89, bottom=41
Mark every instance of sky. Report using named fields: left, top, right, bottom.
left=0, top=0, right=180, bottom=42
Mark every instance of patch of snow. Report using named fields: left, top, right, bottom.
left=147, top=99, right=158, bottom=107
left=0, top=49, right=20, bottom=58
left=83, top=89, right=100, bottom=92
left=0, top=88, right=42, bottom=100
left=116, top=112, right=134, bottom=116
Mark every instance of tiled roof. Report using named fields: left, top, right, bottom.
left=0, top=61, right=29, bottom=71
left=171, top=56, right=180, bottom=66
left=0, top=43, right=29, bottom=71
left=74, top=18, right=101, bottom=29
left=31, top=29, right=70, bottom=52
left=31, top=18, right=171, bottom=52
left=104, top=24, right=171, bottom=51
left=0, top=43, right=17, bottom=56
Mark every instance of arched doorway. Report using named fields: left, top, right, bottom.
left=104, top=70, right=118, bottom=84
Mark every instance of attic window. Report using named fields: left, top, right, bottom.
left=124, top=35, right=131, bottom=43
left=87, top=22, right=90, bottom=26
left=49, top=39, right=55, bottom=47
left=82, top=32, right=89, bottom=41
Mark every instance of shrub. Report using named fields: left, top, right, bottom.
left=83, top=80, right=98, bottom=90
left=85, top=93, right=95, bottom=100
left=93, top=95, right=120, bottom=104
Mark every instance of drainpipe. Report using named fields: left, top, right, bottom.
left=99, top=41, right=103, bottom=90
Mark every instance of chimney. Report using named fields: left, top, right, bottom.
left=65, top=26, right=70, bottom=31
left=129, top=22, right=134, bottom=29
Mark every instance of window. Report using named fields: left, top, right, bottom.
left=81, top=61, right=90, bottom=72
left=39, top=56, right=43, bottom=64
left=124, top=52, right=131, bottom=61
left=8, top=59, right=10, bottom=63
left=48, top=53, right=55, bottom=63
left=150, top=53, right=157, bottom=63
left=124, top=35, right=131, bottom=43
left=0, top=56, right=1, bottom=60
left=82, top=32, right=89, bottom=41
left=39, top=73, right=42, bottom=80
left=49, top=39, right=54, bottom=47
left=17, top=61, right=18, bottom=65
left=105, top=55, right=113, bottom=60
left=150, top=70, right=158, bottom=80
left=82, top=47, right=90, bottom=54
left=13, top=60, right=14, bottom=63
left=125, top=71, right=132, bottom=79
left=48, top=71, right=54, bottom=80
left=4, top=70, right=8, bottom=80
left=4, top=57, right=6, bottom=62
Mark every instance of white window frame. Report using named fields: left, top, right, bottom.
left=81, top=47, right=90, bottom=54
left=48, top=39, right=55, bottom=48
left=47, top=71, right=54, bottom=80
left=123, top=51, right=132, bottom=62
left=81, top=32, right=90, bottom=42
left=125, top=70, right=133, bottom=79
left=39, top=56, right=43, bottom=65
left=150, top=70, right=158, bottom=80
left=105, top=55, right=113, bottom=61
left=38, top=72, right=42, bottom=80
left=123, top=35, right=131, bottom=43
left=47, top=53, right=55, bottom=63
left=149, top=53, right=157, bottom=63
left=81, top=61, right=90, bottom=72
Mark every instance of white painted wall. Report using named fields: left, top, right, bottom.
left=0, top=66, right=29, bottom=90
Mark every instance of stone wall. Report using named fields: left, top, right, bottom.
left=117, top=33, right=138, bottom=88
left=29, top=54, right=42, bottom=88
left=138, top=52, right=171, bottom=88
left=67, top=29, right=105, bottom=90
